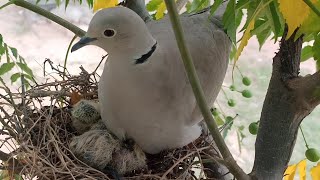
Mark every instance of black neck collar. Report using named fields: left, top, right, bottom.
left=135, top=41, right=157, bottom=65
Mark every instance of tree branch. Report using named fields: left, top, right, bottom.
left=251, top=27, right=317, bottom=179
left=11, top=0, right=85, bottom=37
left=288, top=70, right=320, bottom=109
left=163, top=1, right=249, bottom=179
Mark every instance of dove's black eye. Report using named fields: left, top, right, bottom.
left=103, top=29, right=115, bottom=37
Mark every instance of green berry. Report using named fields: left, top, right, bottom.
left=242, top=77, right=251, bottom=86
left=210, top=108, right=219, bottom=116
left=215, top=116, right=225, bottom=126
left=228, top=99, right=236, bottom=107
left=249, top=122, right=258, bottom=135
left=225, top=116, right=233, bottom=123
left=242, top=90, right=252, bottom=98
left=230, top=85, right=236, bottom=91
left=305, top=148, right=320, bottom=162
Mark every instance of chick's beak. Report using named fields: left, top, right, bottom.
left=71, top=36, right=97, bottom=52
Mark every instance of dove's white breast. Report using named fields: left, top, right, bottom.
left=99, top=12, right=230, bottom=154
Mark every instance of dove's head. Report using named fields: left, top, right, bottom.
left=71, top=7, right=156, bottom=56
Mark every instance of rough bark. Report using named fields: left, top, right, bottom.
left=251, top=28, right=320, bottom=179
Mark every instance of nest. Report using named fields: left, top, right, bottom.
left=0, top=59, right=226, bottom=179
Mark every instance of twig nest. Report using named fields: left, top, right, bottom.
left=111, top=144, right=147, bottom=174
left=71, top=100, right=101, bottom=134
left=69, top=129, right=121, bottom=170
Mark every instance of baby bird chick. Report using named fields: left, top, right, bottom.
left=70, top=100, right=147, bottom=174
left=71, top=100, right=101, bottom=134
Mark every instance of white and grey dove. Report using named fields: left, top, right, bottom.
left=71, top=6, right=231, bottom=154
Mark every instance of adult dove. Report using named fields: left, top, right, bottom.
left=71, top=6, right=231, bottom=154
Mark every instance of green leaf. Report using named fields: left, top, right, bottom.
left=10, top=47, right=17, bottom=58
left=256, top=25, right=272, bottom=50
left=240, top=1, right=260, bottom=32
left=0, top=34, right=3, bottom=45
left=265, top=1, right=282, bottom=39
left=301, top=45, right=314, bottom=62
left=55, top=0, right=61, bottom=7
left=236, top=0, right=250, bottom=10
left=11, top=73, right=35, bottom=84
left=0, top=47, right=4, bottom=59
left=210, top=0, right=223, bottom=15
left=313, top=34, right=320, bottom=61
left=16, top=62, right=34, bottom=77
left=65, top=0, right=70, bottom=9
left=0, top=62, right=15, bottom=76
left=235, top=9, right=244, bottom=29
left=215, top=116, right=225, bottom=126
left=23, top=73, right=35, bottom=82
left=86, top=0, right=93, bottom=8
left=10, top=73, right=21, bottom=83
left=187, top=0, right=210, bottom=13
left=252, top=18, right=272, bottom=49
left=146, top=0, right=163, bottom=11
left=222, top=0, right=236, bottom=43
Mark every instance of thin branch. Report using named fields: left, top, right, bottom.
left=0, top=150, right=23, bottom=174
left=0, top=1, right=13, bottom=9
left=163, top=1, right=249, bottom=179
left=11, top=0, right=85, bottom=37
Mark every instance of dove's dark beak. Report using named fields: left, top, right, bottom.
left=71, top=36, right=97, bottom=52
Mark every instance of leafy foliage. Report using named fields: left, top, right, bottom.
left=186, top=0, right=210, bottom=13
left=278, top=0, right=314, bottom=39
left=209, top=0, right=319, bottom=67
left=0, top=34, right=35, bottom=86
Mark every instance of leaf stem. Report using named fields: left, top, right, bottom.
left=163, top=0, right=249, bottom=179
left=299, top=125, right=309, bottom=149
left=10, top=0, right=85, bottom=37
left=303, top=0, right=320, bottom=17
left=63, top=35, right=77, bottom=80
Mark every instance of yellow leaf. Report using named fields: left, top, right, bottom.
left=311, top=162, right=320, bottom=180
left=155, top=1, right=166, bottom=20
left=235, top=1, right=269, bottom=61
left=295, top=1, right=320, bottom=40
left=284, top=163, right=298, bottom=180
left=298, top=159, right=307, bottom=180
left=278, top=0, right=316, bottom=39
left=93, top=0, right=118, bottom=12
